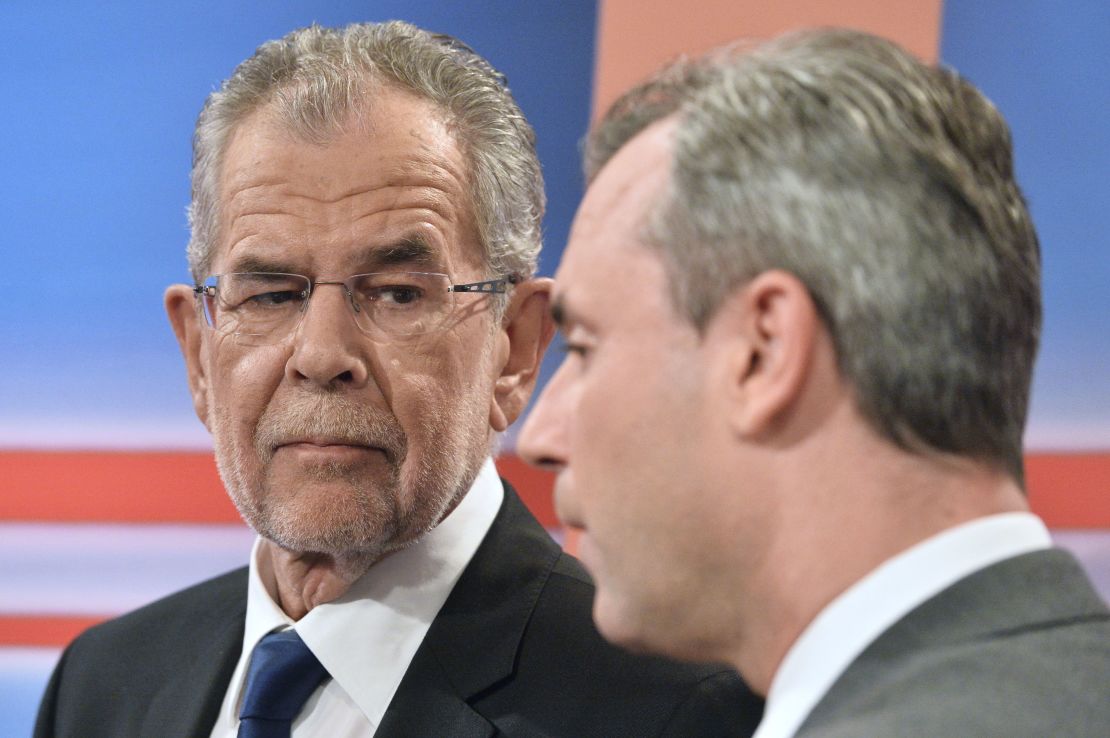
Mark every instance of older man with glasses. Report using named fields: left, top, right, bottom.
left=34, top=21, right=762, bottom=738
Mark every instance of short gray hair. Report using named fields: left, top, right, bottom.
left=188, top=21, right=544, bottom=286
left=589, top=29, right=1041, bottom=484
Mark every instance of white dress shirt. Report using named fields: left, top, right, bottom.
left=208, top=457, right=504, bottom=738
left=753, top=512, right=1053, bottom=738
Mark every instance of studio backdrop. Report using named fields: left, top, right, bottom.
left=2, top=2, right=1107, bottom=735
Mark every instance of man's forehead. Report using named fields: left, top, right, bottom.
left=582, top=117, right=677, bottom=221
left=553, top=117, right=677, bottom=315
left=218, top=94, right=465, bottom=199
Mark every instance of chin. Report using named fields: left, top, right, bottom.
left=241, top=476, right=407, bottom=557
left=593, top=591, right=707, bottom=664
left=593, top=592, right=650, bottom=651
left=264, top=512, right=397, bottom=558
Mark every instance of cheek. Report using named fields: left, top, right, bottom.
left=383, top=344, right=489, bottom=444
left=420, top=326, right=499, bottom=397
left=208, top=344, right=287, bottom=435
left=568, top=367, right=644, bottom=526
left=575, top=355, right=662, bottom=457
left=573, top=349, right=702, bottom=507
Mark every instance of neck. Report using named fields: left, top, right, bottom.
left=724, top=437, right=1029, bottom=695
left=258, top=540, right=381, bottom=620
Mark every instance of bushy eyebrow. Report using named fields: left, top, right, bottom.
left=222, top=235, right=442, bottom=276
left=363, top=236, right=439, bottom=271
left=225, top=254, right=297, bottom=274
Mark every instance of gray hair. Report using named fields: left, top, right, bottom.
left=589, top=29, right=1041, bottom=484
left=187, top=21, right=544, bottom=287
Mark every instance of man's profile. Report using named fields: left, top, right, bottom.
left=34, top=21, right=762, bottom=737
left=520, top=28, right=1110, bottom=737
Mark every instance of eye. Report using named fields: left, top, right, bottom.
left=247, top=290, right=303, bottom=307
left=369, top=284, right=424, bottom=306
left=221, top=274, right=307, bottom=310
left=559, top=340, right=591, bottom=360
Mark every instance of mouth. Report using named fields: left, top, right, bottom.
left=558, top=513, right=586, bottom=531
left=274, top=439, right=389, bottom=462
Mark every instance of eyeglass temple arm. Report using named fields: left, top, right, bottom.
left=448, top=275, right=519, bottom=294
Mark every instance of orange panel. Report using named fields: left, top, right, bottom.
left=594, top=0, right=944, bottom=118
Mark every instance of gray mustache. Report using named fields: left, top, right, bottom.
left=254, top=393, right=407, bottom=464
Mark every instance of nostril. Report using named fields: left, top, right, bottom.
left=528, top=456, right=564, bottom=472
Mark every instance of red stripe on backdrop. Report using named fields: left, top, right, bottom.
left=494, top=455, right=557, bottom=526
left=0, top=452, right=1105, bottom=649
left=1026, top=453, right=1110, bottom=528
left=0, top=614, right=106, bottom=647
left=0, top=450, right=558, bottom=527
left=2, top=451, right=240, bottom=523
left=1, top=450, right=1106, bottom=527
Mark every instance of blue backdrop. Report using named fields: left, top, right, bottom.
left=941, top=0, right=1110, bottom=450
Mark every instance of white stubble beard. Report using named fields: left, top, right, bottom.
left=210, top=380, right=492, bottom=561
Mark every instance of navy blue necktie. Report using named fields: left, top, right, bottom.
left=238, top=630, right=330, bottom=738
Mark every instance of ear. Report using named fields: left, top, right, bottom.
left=707, top=270, right=820, bottom=439
left=165, top=284, right=212, bottom=429
left=489, top=277, right=556, bottom=432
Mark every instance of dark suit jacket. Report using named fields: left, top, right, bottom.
left=796, top=549, right=1110, bottom=737
left=35, top=483, right=763, bottom=737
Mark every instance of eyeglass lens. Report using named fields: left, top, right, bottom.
left=202, top=272, right=458, bottom=345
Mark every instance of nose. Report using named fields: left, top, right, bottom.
left=285, top=281, right=371, bottom=388
left=518, top=358, right=573, bottom=471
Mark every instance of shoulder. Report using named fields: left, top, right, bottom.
left=800, top=550, right=1110, bottom=737
left=34, top=567, right=247, bottom=737
left=65, top=566, right=247, bottom=663
left=801, top=626, right=1110, bottom=737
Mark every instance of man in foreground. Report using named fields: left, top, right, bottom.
left=35, top=21, right=762, bottom=737
left=521, top=28, right=1110, bottom=736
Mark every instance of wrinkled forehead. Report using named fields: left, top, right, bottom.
left=210, top=94, right=484, bottom=275
left=217, top=88, right=469, bottom=202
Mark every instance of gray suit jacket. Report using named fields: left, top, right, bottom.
left=796, top=549, right=1110, bottom=737
left=35, top=483, right=763, bottom=737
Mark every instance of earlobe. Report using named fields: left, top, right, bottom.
left=489, top=278, right=556, bottom=432
left=711, top=270, right=819, bottom=439
left=165, top=284, right=211, bottom=428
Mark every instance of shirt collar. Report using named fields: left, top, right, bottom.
left=220, top=457, right=504, bottom=731
left=754, top=512, right=1052, bottom=738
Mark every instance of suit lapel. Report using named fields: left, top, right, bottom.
left=375, top=651, right=496, bottom=738
left=140, top=570, right=247, bottom=738
left=376, top=483, right=561, bottom=738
